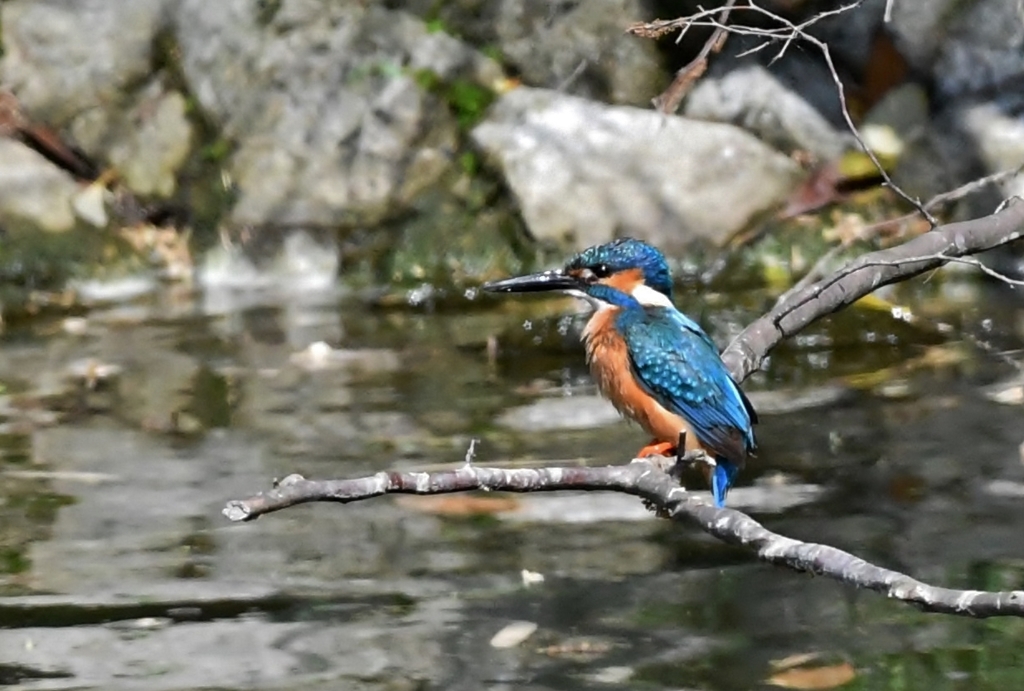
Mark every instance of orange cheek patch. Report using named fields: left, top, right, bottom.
left=602, top=267, right=643, bottom=294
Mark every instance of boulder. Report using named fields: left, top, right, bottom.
left=472, top=87, right=801, bottom=252
left=393, top=0, right=664, bottom=106
left=174, top=0, right=503, bottom=228
left=890, top=0, right=1024, bottom=99
left=0, top=139, right=80, bottom=233
left=73, top=82, right=195, bottom=199
left=0, top=0, right=170, bottom=126
left=684, top=42, right=852, bottom=161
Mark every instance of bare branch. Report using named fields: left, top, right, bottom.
left=638, top=0, right=738, bottom=114
left=722, top=201, right=1024, bottom=382
left=225, top=462, right=1024, bottom=618
left=222, top=203, right=1024, bottom=619
left=784, top=167, right=1024, bottom=297
left=222, top=3, right=1024, bottom=621
left=631, top=2, right=940, bottom=223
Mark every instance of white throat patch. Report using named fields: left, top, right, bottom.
left=565, top=288, right=606, bottom=310
left=630, top=284, right=674, bottom=308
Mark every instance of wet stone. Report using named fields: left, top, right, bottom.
left=495, top=395, right=621, bottom=432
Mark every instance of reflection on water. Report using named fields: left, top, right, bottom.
left=0, top=277, right=1023, bottom=689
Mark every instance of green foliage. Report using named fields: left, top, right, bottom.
left=412, top=68, right=496, bottom=132
left=458, top=150, right=479, bottom=177
left=0, top=548, right=28, bottom=575
left=447, top=79, right=496, bottom=130
left=412, top=67, right=442, bottom=93
left=254, top=0, right=283, bottom=27
left=200, top=137, right=232, bottom=163
left=425, top=17, right=448, bottom=34
left=481, top=45, right=504, bottom=63
left=20, top=492, right=76, bottom=523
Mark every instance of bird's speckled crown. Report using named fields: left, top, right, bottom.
left=567, top=238, right=673, bottom=299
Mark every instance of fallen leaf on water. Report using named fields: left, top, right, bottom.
left=490, top=621, right=537, bottom=648
left=780, top=163, right=842, bottom=218
left=394, top=494, right=520, bottom=516
left=844, top=344, right=967, bottom=391
left=983, top=376, right=1024, bottom=406
left=770, top=652, right=822, bottom=670
left=521, top=569, right=545, bottom=586
left=71, top=179, right=109, bottom=228
left=540, top=638, right=614, bottom=661
left=852, top=292, right=898, bottom=314
left=768, top=661, right=856, bottom=689
left=66, top=358, right=123, bottom=388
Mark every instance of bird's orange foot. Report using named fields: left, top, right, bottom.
left=636, top=441, right=676, bottom=458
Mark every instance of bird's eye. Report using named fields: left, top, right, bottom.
left=591, top=264, right=612, bottom=279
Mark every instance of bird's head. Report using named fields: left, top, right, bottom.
left=483, top=238, right=674, bottom=308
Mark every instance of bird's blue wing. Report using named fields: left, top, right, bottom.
left=617, top=306, right=756, bottom=462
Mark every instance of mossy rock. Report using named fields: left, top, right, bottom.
left=386, top=178, right=534, bottom=289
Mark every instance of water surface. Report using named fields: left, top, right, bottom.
left=0, top=274, right=1023, bottom=690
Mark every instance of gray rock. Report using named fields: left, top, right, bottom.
left=0, top=139, right=80, bottom=233
left=892, top=92, right=1024, bottom=220
left=887, top=0, right=962, bottom=73
left=472, top=87, right=801, bottom=252
left=174, top=0, right=503, bottom=228
left=933, top=0, right=1024, bottom=99
left=0, top=0, right=169, bottom=126
left=958, top=100, right=1024, bottom=200
left=888, top=0, right=1024, bottom=100
left=73, top=82, right=195, bottom=199
left=862, top=83, right=929, bottom=141
left=684, top=53, right=852, bottom=161
left=492, top=0, right=663, bottom=106
left=496, top=395, right=621, bottom=431
left=808, top=0, right=886, bottom=74
left=394, top=0, right=664, bottom=106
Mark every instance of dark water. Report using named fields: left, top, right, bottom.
left=0, top=272, right=1023, bottom=690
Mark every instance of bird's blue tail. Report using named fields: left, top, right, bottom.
left=711, top=461, right=740, bottom=508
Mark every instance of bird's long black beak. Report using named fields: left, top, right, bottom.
left=482, top=270, right=580, bottom=294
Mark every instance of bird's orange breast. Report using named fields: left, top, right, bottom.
left=582, top=309, right=706, bottom=455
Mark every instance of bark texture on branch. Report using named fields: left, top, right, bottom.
left=223, top=202, right=1024, bottom=619
left=224, top=462, right=1024, bottom=618
left=722, top=201, right=1024, bottom=382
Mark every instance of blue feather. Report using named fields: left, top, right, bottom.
left=616, top=304, right=755, bottom=503
left=712, top=461, right=740, bottom=507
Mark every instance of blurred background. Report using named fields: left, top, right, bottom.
left=2, top=0, right=1024, bottom=688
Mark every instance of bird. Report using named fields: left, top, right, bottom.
left=482, top=237, right=757, bottom=507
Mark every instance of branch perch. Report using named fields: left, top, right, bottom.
left=225, top=462, right=1024, bottom=618
left=224, top=202, right=1024, bottom=617
left=722, top=200, right=1024, bottom=382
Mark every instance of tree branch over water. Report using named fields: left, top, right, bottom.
left=225, top=200, right=1024, bottom=618
left=721, top=200, right=1024, bottom=382
left=225, top=0, right=1024, bottom=621
left=225, top=461, right=1024, bottom=618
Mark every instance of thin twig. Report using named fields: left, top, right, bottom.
left=225, top=462, right=1024, bottom=618
left=780, top=167, right=1024, bottom=300
left=223, top=2, right=1024, bottom=616
left=632, top=2, right=939, bottom=223
left=648, top=0, right=738, bottom=114
left=722, top=200, right=1024, bottom=382
left=223, top=203, right=1024, bottom=620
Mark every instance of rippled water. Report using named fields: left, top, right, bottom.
left=0, top=273, right=1023, bottom=690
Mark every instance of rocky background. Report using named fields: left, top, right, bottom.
left=3, top=3, right=1024, bottom=688
left=1, top=0, right=1023, bottom=305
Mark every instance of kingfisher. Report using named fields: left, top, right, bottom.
left=483, top=238, right=757, bottom=507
